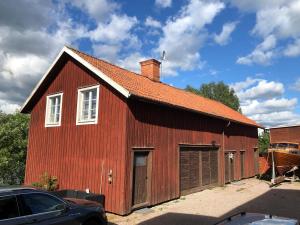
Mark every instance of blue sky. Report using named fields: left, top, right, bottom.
left=0, top=0, right=299, bottom=127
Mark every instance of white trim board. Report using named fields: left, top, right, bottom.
left=21, top=46, right=131, bottom=112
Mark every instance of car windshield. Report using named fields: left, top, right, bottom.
left=20, top=193, right=65, bottom=215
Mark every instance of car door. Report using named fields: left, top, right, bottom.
left=0, top=194, right=29, bottom=225
left=17, top=192, right=80, bottom=225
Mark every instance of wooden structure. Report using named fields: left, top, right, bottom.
left=270, top=126, right=300, bottom=148
left=21, top=46, right=260, bottom=215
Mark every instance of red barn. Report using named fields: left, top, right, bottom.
left=21, top=46, right=260, bottom=215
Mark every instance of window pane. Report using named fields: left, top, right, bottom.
left=49, top=114, right=55, bottom=123
left=48, top=95, right=61, bottom=124
left=56, top=96, right=61, bottom=105
left=50, top=105, right=55, bottom=116
left=83, top=100, right=89, bottom=111
left=20, top=193, right=65, bottom=215
left=82, top=110, right=89, bottom=120
left=91, top=109, right=96, bottom=119
left=55, top=113, right=60, bottom=123
left=91, top=99, right=96, bottom=109
left=79, top=88, right=98, bottom=122
left=0, top=195, right=19, bottom=219
left=91, top=89, right=97, bottom=100
left=83, top=91, right=89, bottom=101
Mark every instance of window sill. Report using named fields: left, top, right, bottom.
left=76, top=120, right=98, bottom=126
left=45, top=123, right=61, bottom=127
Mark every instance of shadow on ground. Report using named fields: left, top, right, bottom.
left=137, top=186, right=300, bottom=225
left=138, top=213, right=216, bottom=225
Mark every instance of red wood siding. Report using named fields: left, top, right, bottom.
left=270, top=126, right=300, bottom=146
left=124, top=100, right=258, bottom=213
left=25, top=58, right=128, bottom=214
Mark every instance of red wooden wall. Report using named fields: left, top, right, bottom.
left=124, top=100, right=258, bottom=213
left=270, top=126, right=300, bottom=146
left=25, top=58, right=128, bottom=214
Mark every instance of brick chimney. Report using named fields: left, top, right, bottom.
left=139, top=59, right=161, bottom=82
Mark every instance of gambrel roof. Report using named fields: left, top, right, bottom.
left=21, top=46, right=261, bottom=127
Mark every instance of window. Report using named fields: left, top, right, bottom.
left=45, top=93, right=63, bottom=127
left=20, top=193, right=65, bottom=215
left=0, top=195, right=20, bottom=219
left=76, top=85, right=99, bottom=125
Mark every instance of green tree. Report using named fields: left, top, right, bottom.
left=258, top=130, right=270, bottom=155
left=186, top=82, right=241, bottom=112
left=0, top=111, right=30, bottom=185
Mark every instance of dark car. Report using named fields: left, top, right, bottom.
left=0, top=187, right=107, bottom=225
left=215, top=212, right=298, bottom=225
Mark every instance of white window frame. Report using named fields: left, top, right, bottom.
left=45, top=93, right=63, bottom=127
left=76, top=85, right=100, bottom=125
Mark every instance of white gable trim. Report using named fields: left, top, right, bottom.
left=21, top=46, right=131, bottom=112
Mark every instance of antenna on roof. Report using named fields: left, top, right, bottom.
left=160, top=50, right=166, bottom=79
left=161, top=50, right=166, bottom=61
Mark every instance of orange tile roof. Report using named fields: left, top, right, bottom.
left=68, top=47, right=260, bottom=127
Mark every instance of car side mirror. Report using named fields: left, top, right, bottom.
left=62, top=204, right=70, bottom=213
left=56, top=204, right=69, bottom=213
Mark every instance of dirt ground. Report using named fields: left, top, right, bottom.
left=107, top=178, right=300, bottom=225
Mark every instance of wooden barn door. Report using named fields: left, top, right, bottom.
left=180, top=149, right=200, bottom=192
left=132, top=151, right=149, bottom=207
left=240, top=151, right=245, bottom=179
left=225, top=152, right=235, bottom=183
left=180, top=146, right=219, bottom=194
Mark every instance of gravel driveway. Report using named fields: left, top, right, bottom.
left=108, top=178, right=300, bottom=225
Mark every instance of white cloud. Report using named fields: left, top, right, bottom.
left=92, top=44, right=120, bottom=62
left=237, top=35, right=277, bottom=65
left=291, top=78, right=300, bottom=91
left=283, top=39, right=300, bottom=57
left=214, top=21, right=238, bottom=45
left=229, top=0, right=286, bottom=12
left=235, top=78, right=284, bottom=100
left=231, top=77, right=300, bottom=127
left=156, top=0, right=225, bottom=75
left=155, top=0, right=172, bottom=8
left=118, top=52, right=147, bottom=73
left=90, top=14, right=138, bottom=44
left=230, top=77, right=261, bottom=92
left=251, top=1, right=300, bottom=39
left=242, top=98, right=297, bottom=115
left=66, top=0, right=119, bottom=22
left=251, top=111, right=300, bottom=128
left=145, top=17, right=162, bottom=28
left=233, top=0, right=300, bottom=64
left=0, top=99, right=20, bottom=113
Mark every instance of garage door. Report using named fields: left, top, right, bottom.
left=180, top=147, right=219, bottom=194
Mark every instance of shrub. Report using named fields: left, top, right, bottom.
left=32, top=172, right=58, bottom=191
